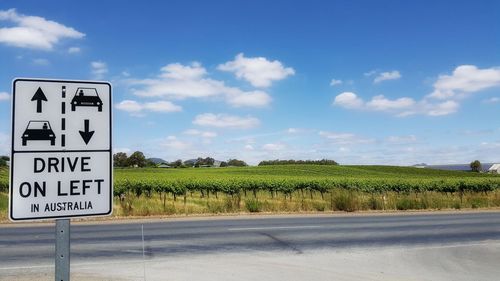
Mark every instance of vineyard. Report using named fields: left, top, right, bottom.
left=1, top=165, right=500, bottom=217
left=112, top=165, right=500, bottom=215
left=114, top=165, right=500, bottom=195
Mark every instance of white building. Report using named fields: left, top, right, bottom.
left=488, top=164, right=500, bottom=174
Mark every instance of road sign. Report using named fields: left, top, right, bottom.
left=9, top=78, right=113, bottom=221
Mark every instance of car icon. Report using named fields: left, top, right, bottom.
left=71, top=88, right=103, bottom=112
left=22, top=121, right=56, bottom=146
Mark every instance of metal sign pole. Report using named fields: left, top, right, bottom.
left=55, top=219, right=70, bottom=281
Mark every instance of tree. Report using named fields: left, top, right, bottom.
left=171, top=159, right=183, bottom=168
left=194, top=157, right=215, bottom=167
left=203, top=157, right=215, bottom=166
left=227, top=159, right=247, bottom=167
left=220, top=161, right=228, bottom=167
left=113, top=152, right=128, bottom=167
left=128, top=151, right=147, bottom=167
left=470, top=160, right=482, bottom=173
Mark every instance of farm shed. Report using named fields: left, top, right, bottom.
left=488, top=164, right=500, bottom=174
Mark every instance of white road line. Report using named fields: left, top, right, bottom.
left=228, top=225, right=323, bottom=231
left=395, top=241, right=500, bottom=251
left=0, top=259, right=143, bottom=271
left=0, top=264, right=52, bottom=270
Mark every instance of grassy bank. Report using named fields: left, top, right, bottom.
left=2, top=189, right=498, bottom=219
left=0, top=192, right=7, bottom=220
left=112, top=189, right=500, bottom=216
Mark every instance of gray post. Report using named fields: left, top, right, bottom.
left=55, top=219, right=70, bottom=281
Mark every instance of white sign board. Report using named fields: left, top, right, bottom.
left=9, top=78, right=113, bottom=221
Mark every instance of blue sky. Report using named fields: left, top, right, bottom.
left=0, top=0, right=499, bottom=165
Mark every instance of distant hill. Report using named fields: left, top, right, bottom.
left=423, top=163, right=496, bottom=172
left=147, top=158, right=168, bottom=164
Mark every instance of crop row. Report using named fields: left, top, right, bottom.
left=1, top=168, right=499, bottom=196
left=114, top=178, right=500, bottom=198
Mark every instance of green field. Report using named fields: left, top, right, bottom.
left=115, top=164, right=497, bottom=180
left=1, top=165, right=500, bottom=218
left=113, top=164, right=500, bottom=196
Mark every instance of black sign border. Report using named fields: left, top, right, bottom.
left=9, top=78, right=113, bottom=221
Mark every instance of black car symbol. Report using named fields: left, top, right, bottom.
left=22, top=121, right=56, bottom=146
left=71, top=88, right=103, bottom=112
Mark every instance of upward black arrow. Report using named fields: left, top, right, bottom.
left=79, top=119, right=95, bottom=145
left=31, top=87, right=48, bottom=113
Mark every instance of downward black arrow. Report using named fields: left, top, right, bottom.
left=31, top=87, right=47, bottom=113
left=79, top=119, right=95, bottom=145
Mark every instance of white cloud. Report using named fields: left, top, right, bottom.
left=115, top=100, right=142, bottom=113
left=319, top=131, right=375, bottom=145
left=218, top=53, right=295, bottom=87
left=244, top=144, right=254, bottom=151
left=421, top=100, right=459, bottom=116
left=333, top=92, right=458, bottom=117
left=429, top=65, right=500, bottom=100
left=115, top=100, right=182, bottom=114
left=386, top=135, right=417, bottom=144
left=143, top=101, right=182, bottom=112
left=160, top=62, right=206, bottom=80
left=459, top=129, right=494, bottom=137
left=262, top=143, right=286, bottom=151
left=193, top=113, right=259, bottom=129
left=0, top=91, right=9, bottom=101
left=330, top=79, right=342, bottom=86
left=286, top=128, right=313, bottom=134
left=132, top=62, right=218, bottom=99
left=32, top=58, right=49, bottom=65
left=183, top=129, right=217, bottom=138
left=226, top=90, right=271, bottom=107
left=333, top=92, right=364, bottom=109
left=338, top=147, right=350, bottom=152
left=374, top=70, right=401, bottom=83
left=129, top=61, right=272, bottom=108
left=334, top=65, right=500, bottom=116
left=0, top=9, right=84, bottom=50
left=483, top=97, right=500, bottom=103
left=365, top=95, right=415, bottom=111
left=68, top=46, right=80, bottom=53
left=161, top=136, right=191, bottom=150
left=91, top=61, right=108, bottom=79
left=364, top=70, right=377, bottom=77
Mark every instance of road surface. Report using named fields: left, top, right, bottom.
left=1, top=211, right=500, bottom=281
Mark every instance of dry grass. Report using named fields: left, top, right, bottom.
left=111, top=189, right=500, bottom=216
left=2, top=189, right=499, bottom=220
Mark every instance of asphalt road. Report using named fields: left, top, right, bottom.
left=1, top=211, right=500, bottom=281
